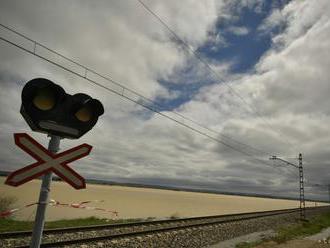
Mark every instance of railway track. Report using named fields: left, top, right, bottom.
left=1, top=206, right=329, bottom=248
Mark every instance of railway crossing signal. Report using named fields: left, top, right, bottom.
left=5, top=78, right=104, bottom=248
left=21, top=78, right=104, bottom=139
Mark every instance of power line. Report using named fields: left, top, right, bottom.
left=136, top=0, right=297, bottom=151
left=0, top=22, right=269, bottom=157
left=272, top=161, right=299, bottom=178
left=0, top=22, right=277, bottom=169
left=0, top=21, right=324, bottom=201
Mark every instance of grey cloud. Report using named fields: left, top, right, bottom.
left=0, top=0, right=330, bottom=202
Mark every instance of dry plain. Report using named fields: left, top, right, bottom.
left=0, top=177, right=326, bottom=221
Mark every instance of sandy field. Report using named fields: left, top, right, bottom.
left=0, top=177, right=326, bottom=221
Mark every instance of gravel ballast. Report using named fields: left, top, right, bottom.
left=2, top=206, right=329, bottom=248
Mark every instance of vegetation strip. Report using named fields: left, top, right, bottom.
left=236, top=210, right=330, bottom=247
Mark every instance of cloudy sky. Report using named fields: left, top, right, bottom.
left=0, top=0, right=329, bottom=201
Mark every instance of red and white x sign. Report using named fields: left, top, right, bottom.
left=5, top=133, right=91, bottom=189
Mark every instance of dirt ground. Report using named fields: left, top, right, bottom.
left=1, top=177, right=326, bottom=221
left=255, top=240, right=330, bottom=248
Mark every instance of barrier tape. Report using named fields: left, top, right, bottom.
left=0, top=202, right=37, bottom=217
left=0, top=200, right=118, bottom=218
left=49, top=199, right=119, bottom=216
left=0, top=208, right=20, bottom=218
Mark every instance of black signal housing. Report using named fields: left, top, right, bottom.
left=20, top=78, right=104, bottom=139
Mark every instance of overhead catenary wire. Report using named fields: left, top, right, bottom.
left=0, top=22, right=268, bottom=157
left=136, top=0, right=297, bottom=151
left=0, top=23, right=280, bottom=169
left=0, top=13, right=326, bottom=201
left=135, top=1, right=330, bottom=191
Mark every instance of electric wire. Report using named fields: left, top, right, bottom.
left=136, top=0, right=297, bottom=151
left=0, top=23, right=282, bottom=169
left=0, top=19, right=325, bottom=200
left=269, top=158, right=299, bottom=178
left=0, top=22, right=269, bottom=157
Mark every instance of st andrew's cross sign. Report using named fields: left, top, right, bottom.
left=5, top=133, right=91, bottom=189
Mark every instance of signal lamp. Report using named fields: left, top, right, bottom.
left=20, top=78, right=104, bottom=139
left=75, top=106, right=92, bottom=122
left=33, top=88, right=56, bottom=111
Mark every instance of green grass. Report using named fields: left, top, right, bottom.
left=274, top=213, right=330, bottom=243
left=235, top=211, right=330, bottom=248
left=0, top=216, right=150, bottom=233
left=0, top=218, right=34, bottom=232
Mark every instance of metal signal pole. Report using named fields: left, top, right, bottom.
left=30, top=135, right=60, bottom=248
left=270, top=154, right=306, bottom=220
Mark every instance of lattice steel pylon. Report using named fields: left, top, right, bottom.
left=298, top=153, right=306, bottom=220
left=270, top=154, right=306, bottom=220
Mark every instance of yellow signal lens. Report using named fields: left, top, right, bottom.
left=33, top=89, right=55, bottom=111
left=75, top=106, right=92, bottom=122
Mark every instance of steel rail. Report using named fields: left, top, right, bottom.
left=13, top=209, right=301, bottom=247
left=4, top=206, right=330, bottom=248
left=0, top=207, right=304, bottom=239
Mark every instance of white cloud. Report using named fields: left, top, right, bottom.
left=174, top=0, right=330, bottom=199
left=258, top=9, right=285, bottom=33
left=0, top=0, right=330, bottom=201
left=208, top=33, right=229, bottom=51
left=226, top=0, right=266, bottom=15
left=0, top=0, right=227, bottom=179
left=227, top=26, right=250, bottom=36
